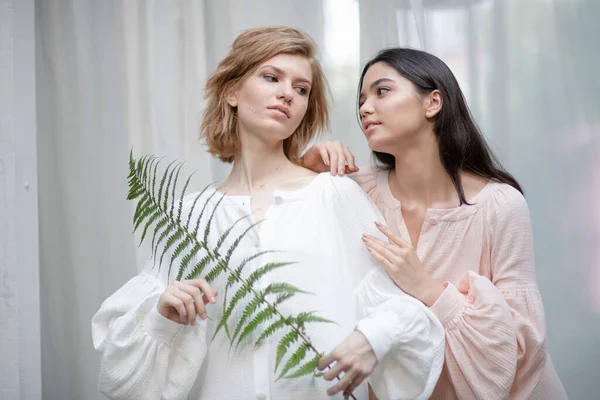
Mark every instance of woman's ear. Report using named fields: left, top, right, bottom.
left=225, top=85, right=238, bottom=107
left=425, top=89, right=442, bottom=118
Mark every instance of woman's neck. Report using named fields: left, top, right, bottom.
left=221, top=132, right=297, bottom=194
left=389, top=131, right=458, bottom=209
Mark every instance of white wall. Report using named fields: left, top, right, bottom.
left=0, top=0, right=41, bottom=399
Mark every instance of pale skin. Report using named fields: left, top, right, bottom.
left=301, top=61, right=488, bottom=307
left=158, top=53, right=377, bottom=398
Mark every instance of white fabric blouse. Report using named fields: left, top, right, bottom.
left=92, top=173, right=445, bottom=400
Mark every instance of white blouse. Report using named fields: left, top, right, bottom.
left=92, top=173, right=444, bottom=400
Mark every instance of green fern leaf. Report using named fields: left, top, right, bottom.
left=215, top=213, right=252, bottom=253
left=176, top=243, right=203, bottom=281
left=184, top=253, right=213, bottom=280
left=226, top=251, right=275, bottom=288
left=264, top=282, right=309, bottom=296
left=254, top=318, right=288, bottom=347
left=278, top=342, right=310, bottom=380
left=168, top=162, right=185, bottom=218
left=294, top=311, right=335, bottom=327
left=272, top=293, right=294, bottom=307
left=275, top=330, right=300, bottom=372
left=157, top=160, right=177, bottom=209
left=220, top=283, right=253, bottom=332
left=150, top=156, right=164, bottom=197
left=169, top=236, right=193, bottom=273
left=176, top=171, right=196, bottom=223
left=235, top=307, right=277, bottom=347
left=134, top=202, right=158, bottom=231
left=133, top=194, right=151, bottom=227
left=160, top=230, right=185, bottom=275
left=247, top=262, right=296, bottom=288
left=204, top=259, right=228, bottom=283
left=150, top=217, right=170, bottom=256
left=153, top=222, right=176, bottom=260
left=282, top=354, right=321, bottom=379
left=224, top=221, right=264, bottom=263
left=193, top=189, right=218, bottom=237
left=185, top=185, right=211, bottom=229
left=203, top=193, right=227, bottom=247
left=138, top=210, right=162, bottom=246
left=231, top=292, right=266, bottom=343
left=164, top=162, right=184, bottom=214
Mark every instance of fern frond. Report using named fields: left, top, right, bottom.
left=278, top=342, right=310, bottom=380
left=132, top=194, right=151, bottom=228
left=282, top=354, right=321, bottom=379
left=160, top=229, right=185, bottom=275
left=169, top=162, right=185, bottom=217
left=127, top=152, right=353, bottom=397
left=169, top=236, right=193, bottom=273
left=215, top=213, right=252, bottom=254
left=235, top=307, right=277, bottom=347
left=184, top=253, right=213, bottom=280
left=294, top=311, right=336, bottom=328
left=254, top=318, right=288, bottom=347
left=203, top=193, right=227, bottom=249
left=204, top=259, right=228, bottom=283
left=150, top=156, right=165, bottom=198
left=275, top=330, right=300, bottom=372
left=176, top=171, right=196, bottom=223
left=138, top=210, right=162, bottom=245
left=226, top=251, right=275, bottom=288
left=134, top=202, right=158, bottom=232
left=185, top=184, right=211, bottom=229
left=164, top=162, right=184, bottom=214
left=247, top=262, right=296, bottom=288
left=193, top=189, right=218, bottom=237
left=218, top=283, right=253, bottom=334
left=157, top=160, right=177, bottom=210
left=151, top=217, right=171, bottom=258
left=176, top=244, right=203, bottom=281
left=231, top=292, right=266, bottom=343
left=224, top=220, right=264, bottom=263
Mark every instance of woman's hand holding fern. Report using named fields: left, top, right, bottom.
left=318, top=330, right=378, bottom=398
left=157, top=279, right=218, bottom=326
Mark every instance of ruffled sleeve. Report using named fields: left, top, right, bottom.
left=92, top=262, right=208, bottom=399
left=429, top=185, right=549, bottom=399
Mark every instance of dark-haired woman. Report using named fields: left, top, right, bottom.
left=302, top=48, right=567, bottom=399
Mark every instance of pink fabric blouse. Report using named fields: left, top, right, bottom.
left=351, top=167, right=568, bottom=400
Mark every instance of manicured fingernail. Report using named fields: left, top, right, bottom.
left=211, top=297, right=216, bottom=303
left=375, top=221, right=382, bottom=227
left=201, top=313, right=207, bottom=320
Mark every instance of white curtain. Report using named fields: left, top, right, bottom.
left=34, top=0, right=599, bottom=399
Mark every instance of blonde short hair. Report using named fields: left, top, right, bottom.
left=201, top=26, right=329, bottom=163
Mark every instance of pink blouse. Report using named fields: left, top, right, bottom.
left=351, top=167, right=567, bottom=400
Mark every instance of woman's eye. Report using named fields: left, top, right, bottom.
left=295, top=87, right=308, bottom=96
left=263, top=75, right=277, bottom=82
left=377, top=87, right=390, bottom=96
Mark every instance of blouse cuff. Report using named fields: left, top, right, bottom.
left=429, top=282, right=465, bottom=327
left=145, top=305, right=183, bottom=343
left=355, top=310, right=399, bottom=361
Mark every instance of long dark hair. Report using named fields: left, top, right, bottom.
left=358, top=48, right=522, bottom=203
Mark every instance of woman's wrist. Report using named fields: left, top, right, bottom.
left=416, top=278, right=445, bottom=307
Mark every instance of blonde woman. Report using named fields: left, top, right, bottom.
left=92, top=29, right=444, bottom=400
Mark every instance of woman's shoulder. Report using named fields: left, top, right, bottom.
left=478, top=180, right=530, bottom=225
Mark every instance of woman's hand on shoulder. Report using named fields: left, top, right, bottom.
left=300, top=140, right=359, bottom=176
